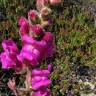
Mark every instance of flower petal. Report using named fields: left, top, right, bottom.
left=32, top=76, right=51, bottom=90
left=2, top=40, right=18, bottom=53
left=32, top=69, right=50, bottom=77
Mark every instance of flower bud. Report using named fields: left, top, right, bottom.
left=30, top=24, right=43, bottom=36
left=18, top=16, right=28, bottom=26
left=50, top=0, right=61, bottom=5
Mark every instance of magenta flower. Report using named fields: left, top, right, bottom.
left=42, top=32, right=55, bottom=57
left=30, top=24, right=43, bottom=36
left=31, top=68, right=51, bottom=95
left=0, top=40, right=22, bottom=71
left=32, top=76, right=51, bottom=90
left=21, top=35, right=47, bottom=60
left=0, top=52, right=17, bottom=69
left=32, top=69, right=50, bottom=77
left=21, top=35, right=46, bottom=46
left=43, top=32, right=54, bottom=44
left=2, top=40, right=18, bottom=53
left=21, top=32, right=55, bottom=61
left=18, top=16, right=28, bottom=26
left=19, top=23, right=29, bottom=36
left=46, top=44, right=55, bottom=57
left=28, top=10, right=38, bottom=20
left=18, top=16, right=29, bottom=36
left=17, top=44, right=40, bottom=66
left=18, top=17, right=43, bottom=37
left=18, top=31, right=55, bottom=66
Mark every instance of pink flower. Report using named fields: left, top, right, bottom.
left=17, top=44, right=40, bottom=66
left=50, top=0, right=61, bottom=5
left=18, top=17, right=43, bottom=37
left=0, top=40, right=22, bottom=71
left=32, top=69, right=50, bottom=77
left=31, top=68, right=51, bottom=91
left=0, top=52, right=17, bottom=69
left=21, top=35, right=47, bottom=60
left=42, top=32, right=55, bottom=57
left=2, top=40, right=18, bottom=53
left=18, top=16, right=28, bottom=26
left=18, top=17, right=29, bottom=36
left=21, top=32, right=55, bottom=60
left=43, top=32, right=54, bottom=44
left=18, top=31, right=55, bottom=65
left=19, top=23, right=29, bottom=36
left=32, top=76, right=51, bottom=90
left=30, top=24, right=43, bottom=36
left=28, top=10, right=38, bottom=20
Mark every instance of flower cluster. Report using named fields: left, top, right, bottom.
left=0, top=0, right=61, bottom=95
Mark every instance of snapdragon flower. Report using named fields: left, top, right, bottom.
left=32, top=76, right=51, bottom=90
left=22, top=32, right=55, bottom=58
left=17, top=44, right=40, bottom=66
left=31, top=68, right=51, bottom=95
left=18, top=16, right=43, bottom=38
left=28, top=10, right=38, bottom=20
left=0, top=0, right=61, bottom=95
left=42, top=32, right=55, bottom=58
left=2, top=40, right=18, bottom=53
left=0, top=40, right=22, bottom=71
left=18, top=31, right=55, bottom=66
left=30, top=24, right=43, bottom=36
left=18, top=16, right=29, bottom=36
left=18, top=16, right=28, bottom=27
left=32, top=69, right=50, bottom=77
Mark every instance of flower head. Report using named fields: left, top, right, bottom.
left=30, top=24, right=43, bottom=36
left=32, top=76, right=51, bottom=90
left=18, top=16, right=28, bottom=26
left=0, top=40, right=22, bottom=71
left=43, top=32, right=54, bottom=44
left=32, top=69, right=50, bottom=77
left=0, top=52, right=16, bottom=69
left=31, top=68, right=51, bottom=95
left=18, top=17, right=29, bottom=36
left=19, top=23, right=29, bottom=36
left=2, top=40, right=18, bottom=53
left=17, top=44, right=40, bottom=66
left=28, top=10, right=38, bottom=20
